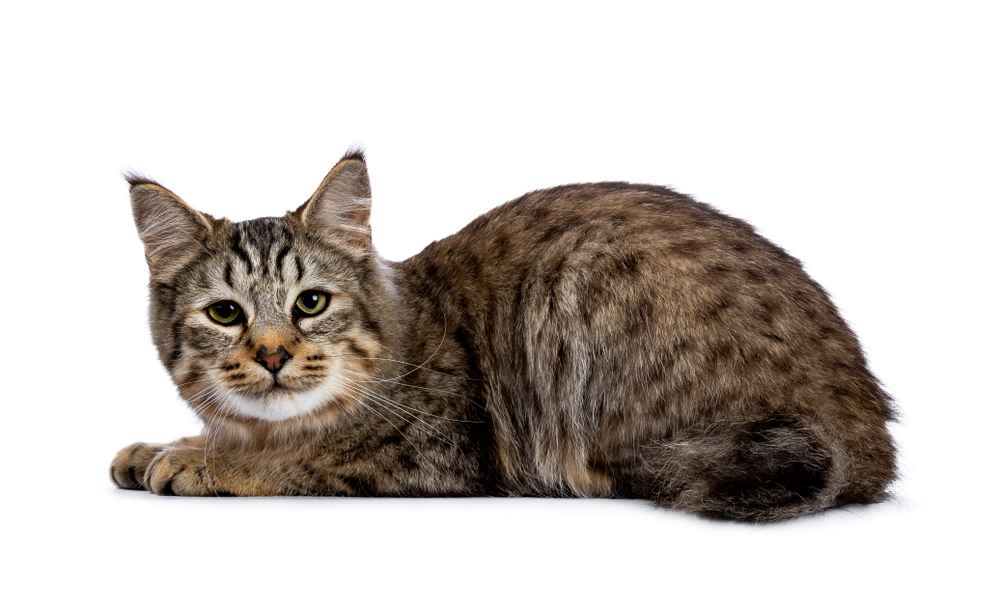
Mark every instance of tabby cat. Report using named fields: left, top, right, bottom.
left=111, top=149, right=897, bottom=521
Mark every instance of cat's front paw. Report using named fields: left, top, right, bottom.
left=110, top=439, right=218, bottom=495
left=132, top=446, right=219, bottom=496
left=143, top=446, right=219, bottom=496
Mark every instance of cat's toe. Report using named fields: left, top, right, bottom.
left=110, top=442, right=161, bottom=490
left=146, top=449, right=216, bottom=496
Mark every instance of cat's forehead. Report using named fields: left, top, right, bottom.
left=219, top=216, right=301, bottom=283
left=231, top=216, right=290, bottom=249
left=203, top=215, right=360, bottom=294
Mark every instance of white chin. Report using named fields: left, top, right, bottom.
left=228, top=381, right=341, bottom=422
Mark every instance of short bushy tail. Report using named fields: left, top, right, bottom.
left=643, top=415, right=860, bottom=522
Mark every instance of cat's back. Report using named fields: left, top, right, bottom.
left=446, top=181, right=764, bottom=255
left=399, top=181, right=813, bottom=320
left=395, top=181, right=893, bottom=504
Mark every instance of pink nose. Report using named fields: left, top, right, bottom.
left=256, top=346, right=291, bottom=373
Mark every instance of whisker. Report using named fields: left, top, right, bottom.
left=337, top=373, right=482, bottom=424
left=335, top=380, right=452, bottom=451
left=111, top=442, right=145, bottom=468
left=335, top=308, right=470, bottom=382
left=331, top=355, right=473, bottom=381
left=336, top=368, right=486, bottom=413
left=345, top=393, right=434, bottom=467
left=337, top=378, right=459, bottom=449
left=203, top=388, right=240, bottom=498
left=144, top=436, right=186, bottom=489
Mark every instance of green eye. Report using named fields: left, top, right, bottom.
left=295, top=290, right=328, bottom=317
left=207, top=301, right=244, bottom=325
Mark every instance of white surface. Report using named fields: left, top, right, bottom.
left=1, top=2, right=996, bottom=606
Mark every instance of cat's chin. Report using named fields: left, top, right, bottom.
left=226, top=383, right=340, bottom=422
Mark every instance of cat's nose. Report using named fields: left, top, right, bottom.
left=256, top=346, right=291, bottom=373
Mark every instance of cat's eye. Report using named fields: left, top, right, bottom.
left=207, top=301, right=244, bottom=326
left=295, top=291, right=328, bottom=317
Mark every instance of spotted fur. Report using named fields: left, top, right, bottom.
left=111, top=150, right=897, bottom=521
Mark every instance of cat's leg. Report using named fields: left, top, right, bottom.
left=641, top=415, right=845, bottom=521
left=109, top=437, right=290, bottom=496
left=110, top=437, right=203, bottom=492
left=112, top=437, right=225, bottom=495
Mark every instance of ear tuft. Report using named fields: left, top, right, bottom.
left=295, top=151, right=373, bottom=251
left=123, top=170, right=165, bottom=190
left=128, top=177, right=214, bottom=280
left=339, top=145, right=366, bottom=164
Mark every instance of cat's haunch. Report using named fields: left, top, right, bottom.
left=111, top=150, right=896, bottom=521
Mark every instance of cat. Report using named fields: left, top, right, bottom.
left=110, top=149, right=897, bottom=521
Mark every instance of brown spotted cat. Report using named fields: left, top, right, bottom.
left=111, top=149, right=896, bottom=521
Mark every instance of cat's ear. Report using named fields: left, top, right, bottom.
left=127, top=174, right=215, bottom=280
left=294, top=149, right=372, bottom=251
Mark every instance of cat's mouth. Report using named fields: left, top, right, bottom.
left=190, top=361, right=341, bottom=422
left=242, top=374, right=324, bottom=399
left=220, top=374, right=342, bottom=422
left=247, top=379, right=296, bottom=397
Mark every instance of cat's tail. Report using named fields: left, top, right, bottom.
left=640, top=414, right=894, bottom=522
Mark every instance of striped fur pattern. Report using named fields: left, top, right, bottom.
left=111, top=150, right=897, bottom=521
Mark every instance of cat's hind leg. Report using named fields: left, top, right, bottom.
left=641, top=415, right=843, bottom=522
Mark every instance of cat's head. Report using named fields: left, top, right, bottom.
left=129, top=150, right=399, bottom=433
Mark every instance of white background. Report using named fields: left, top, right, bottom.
left=2, top=2, right=997, bottom=606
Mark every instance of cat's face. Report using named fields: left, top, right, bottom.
left=163, top=217, right=387, bottom=423
left=130, top=153, right=394, bottom=426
